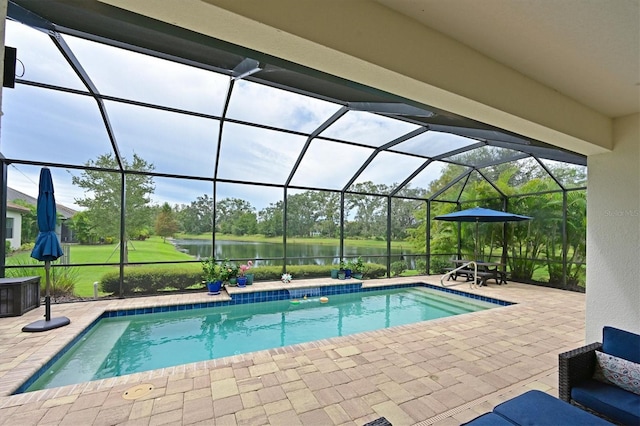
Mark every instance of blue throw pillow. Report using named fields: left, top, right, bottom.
left=602, top=326, right=640, bottom=364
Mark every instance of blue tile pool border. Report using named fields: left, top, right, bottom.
left=14, top=282, right=513, bottom=394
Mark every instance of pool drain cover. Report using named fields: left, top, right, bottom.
left=122, top=384, right=154, bottom=400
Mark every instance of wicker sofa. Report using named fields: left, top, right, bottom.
left=559, top=326, right=640, bottom=425
left=462, top=390, right=612, bottom=425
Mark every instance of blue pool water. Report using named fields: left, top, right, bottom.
left=23, top=286, right=502, bottom=392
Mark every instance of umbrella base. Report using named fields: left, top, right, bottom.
left=22, top=317, right=71, bottom=332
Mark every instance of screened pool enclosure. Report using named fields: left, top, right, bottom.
left=1, top=2, right=587, bottom=296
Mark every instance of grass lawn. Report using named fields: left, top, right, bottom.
left=6, top=237, right=195, bottom=297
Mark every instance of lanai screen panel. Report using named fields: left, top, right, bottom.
left=444, top=145, right=524, bottom=167
left=152, top=177, right=212, bottom=212
left=105, top=101, right=220, bottom=178
left=393, top=131, right=479, bottom=158
left=540, top=160, right=587, bottom=189
left=343, top=193, right=388, bottom=258
left=226, top=80, right=342, bottom=133
left=285, top=188, right=340, bottom=265
left=433, top=180, right=467, bottom=202
left=64, top=35, right=229, bottom=116
left=217, top=123, right=307, bottom=185
left=454, top=169, right=504, bottom=202
left=7, top=164, right=81, bottom=211
left=318, top=110, right=420, bottom=147
left=395, top=161, right=465, bottom=198
left=289, top=139, right=374, bottom=190
left=1, top=85, right=115, bottom=165
left=5, top=20, right=86, bottom=91
left=349, top=151, right=426, bottom=193
left=216, top=182, right=283, bottom=216
left=482, top=157, right=561, bottom=193
left=136, top=179, right=212, bottom=259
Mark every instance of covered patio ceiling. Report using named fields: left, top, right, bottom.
left=4, top=0, right=585, bottom=207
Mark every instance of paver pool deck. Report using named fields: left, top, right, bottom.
left=0, top=276, right=588, bottom=425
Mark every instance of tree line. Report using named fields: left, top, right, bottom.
left=407, top=150, right=586, bottom=286
left=63, top=153, right=426, bottom=246
left=45, top=151, right=585, bottom=286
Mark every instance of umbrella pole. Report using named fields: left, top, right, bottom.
left=45, top=260, right=51, bottom=322
left=475, top=221, right=479, bottom=260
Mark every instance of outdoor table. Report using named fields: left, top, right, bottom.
left=449, top=260, right=507, bottom=285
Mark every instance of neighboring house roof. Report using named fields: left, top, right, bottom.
left=6, top=201, right=30, bottom=213
left=6, top=187, right=77, bottom=219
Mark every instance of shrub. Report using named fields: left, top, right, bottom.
left=100, top=265, right=203, bottom=295
left=99, top=262, right=389, bottom=295
left=283, top=263, right=386, bottom=280
left=362, top=262, right=386, bottom=278
left=5, top=240, right=10, bottom=253
left=429, top=256, right=451, bottom=274
left=390, top=260, right=407, bottom=277
left=5, top=257, right=77, bottom=296
left=50, top=266, right=79, bottom=297
left=19, top=242, right=35, bottom=252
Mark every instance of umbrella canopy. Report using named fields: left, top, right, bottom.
left=31, top=168, right=64, bottom=262
left=434, top=207, right=532, bottom=223
left=434, top=207, right=532, bottom=260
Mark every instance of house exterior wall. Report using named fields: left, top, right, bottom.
left=5, top=209, right=22, bottom=249
left=586, top=113, right=640, bottom=341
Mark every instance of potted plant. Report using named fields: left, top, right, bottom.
left=342, top=259, right=352, bottom=279
left=220, top=259, right=238, bottom=286
left=330, top=260, right=340, bottom=279
left=239, top=260, right=254, bottom=285
left=351, top=256, right=365, bottom=280
left=338, top=259, right=347, bottom=280
left=202, top=257, right=224, bottom=295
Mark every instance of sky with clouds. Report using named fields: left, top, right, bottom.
left=4, top=19, right=571, bottom=213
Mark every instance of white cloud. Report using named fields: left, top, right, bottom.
left=319, top=110, right=420, bottom=146
left=64, top=34, right=230, bottom=116
left=226, top=80, right=342, bottom=133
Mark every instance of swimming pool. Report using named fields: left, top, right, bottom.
left=20, top=285, right=507, bottom=393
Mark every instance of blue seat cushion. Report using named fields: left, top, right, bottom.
left=602, top=326, right=640, bottom=363
left=572, top=379, right=640, bottom=425
left=494, top=390, right=612, bottom=425
left=461, top=412, right=517, bottom=425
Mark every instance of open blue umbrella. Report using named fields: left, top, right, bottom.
left=23, top=168, right=70, bottom=332
left=434, top=207, right=532, bottom=260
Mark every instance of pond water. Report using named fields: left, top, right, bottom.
left=172, top=239, right=416, bottom=266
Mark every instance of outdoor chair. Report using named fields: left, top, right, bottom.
left=558, top=326, right=640, bottom=425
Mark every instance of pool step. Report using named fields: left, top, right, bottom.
left=405, top=288, right=491, bottom=314
left=40, top=320, right=130, bottom=388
